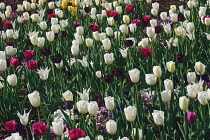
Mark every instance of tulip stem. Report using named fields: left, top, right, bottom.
left=37, top=107, right=40, bottom=122
left=25, top=125, right=29, bottom=140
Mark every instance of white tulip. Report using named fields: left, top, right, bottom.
left=106, top=120, right=117, bottom=135
left=0, top=59, right=7, bottom=71
left=164, top=79, right=173, bottom=90
left=179, top=96, right=189, bottom=110
left=119, top=48, right=129, bottom=58
left=63, top=90, right=73, bottom=101
left=128, top=68, right=140, bottom=83
left=145, top=74, right=157, bottom=86
left=198, top=92, right=208, bottom=105
left=194, top=61, right=205, bottom=75
left=76, top=88, right=90, bottom=101
left=146, top=27, right=155, bottom=39
left=104, top=53, right=115, bottom=65
left=76, top=100, right=88, bottom=114
left=17, top=110, right=31, bottom=126
left=187, top=72, right=196, bottom=84
left=37, top=67, right=50, bottom=80
left=104, top=96, right=115, bottom=111
left=161, top=89, right=171, bottom=103
left=119, top=24, right=128, bottom=34
left=153, top=66, right=162, bottom=78
left=88, top=101, right=99, bottom=116
left=28, top=91, right=41, bottom=107
left=124, top=106, right=137, bottom=122
left=152, top=110, right=164, bottom=125
left=102, top=38, right=111, bottom=51
left=7, top=74, right=17, bottom=86
left=5, top=46, right=17, bottom=56
left=52, top=121, right=64, bottom=136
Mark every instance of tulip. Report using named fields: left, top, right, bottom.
left=166, top=61, right=175, bottom=73
left=97, top=135, right=104, bottom=140
left=5, top=120, right=17, bottom=132
left=7, top=74, right=17, bottom=86
left=61, top=1, right=68, bottom=9
left=187, top=111, right=196, bottom=123
left=161, top=89, right=171, bottom=103
left=150, top=19, right=157, bottom=27
left=51, top=24, right=61, bottom=33
left=132, top=128, right=143, bottom=140
left=184, top=11, right=191, bottom=18
left=141, top=47, right=151, bottom=57
left=186, top=22, right=195, bottom=33
left=102, top=38, right=111, bottom=51
left=46, top=31, right=55, bottom=42
left=152, top=110, right=164, bottom=125
left=55, top=60, right=63, bottom=69
left=119, top=24, right=128, bottom=34
left=0, top=59, right=7, bottom=71
left=170, top=5, right=176, bottom=12
left=160, top=12, right=167, bottom=21
left=116, top=6, right=122, bottom=14
left=68, top=129, right=85, bottom=140
left=48, top=2, right=55, bottom=9
left=186, top=84, right=199, bottom=98
left=4, top=132, right=22, bottom=140
left=138, top=38, right=149, bottom=48
left=164, top=79, right=173, bottom=90
left=187, top=72, right=196, bottom=84
left=187, top=1, right=194, bottom=9
left=124, top=106, right=137, bottom=122
left=32, top=122, right=48, bottom=136
left=88, top=101, right=99, bottom=116
left=128, top=68, right=140, bottom=83
left=5, top=46, right=17, bottom=56
left=96, top=71, right=102, bottom=78
left=0, top=2, right=5, bottom=10
left=93, top=31, right=100, bottom=41
left=106, top=27, right=114, bottom=36
left=17, top=110, right=31, bottom=126
left=85, top=38, right=93, bottom=47
left=104, top=53, right=115, bottom=65
left=151, top=9, right=158, bottom=16
left=129, top=23, right=137, bottom=33
left=146, top=27, right=155, bottom=39
left=76, top=88, right=90, bottom=101
left=71, top=45, right=79, bottom=56
left=145, top=74, right=157, bottom=86
left=77, top=57, right=88, bottom=67
left=119, top=48, right=129, bottom=58
left=76, top=100, right=88, bottom=114
left=52, top=121, right=64, bottom=136
left=153, top=66, right=162, bottom=78
left=152, top=2, right=159, bottom=10
left=37, top=37, right=45, bottom=48
left=179, top=96, right=189, bottom=110
left=37, top=67, right=50, bottom=80
left=63, top=90, right=73, bottom=101
left=30, top=36, right=38, bottom=46
left=104, top=96, right=115, bottom=111
left=114, top=31, right=121, bottom=40
left=106, top=120, right=117, bottom=135
left=170, top=13, right=178, bottom=22
left=123, top=15, right=130, bottom=24
left=194, top=61, right=205, bottom=75
left=52, top=54, right=62, bottom=63
left=38, top=21, right=47, bottom=30
left=198, top=91, right=208, bottom=105
left=28, top=91, right=40, bottom=107
left=74, top=33, right=84, bottom=45
left=76, top=26, right=84, bottom=36
left=31, top=14, right=40, bottom=22
left=23, top=50, right=34, bottom=60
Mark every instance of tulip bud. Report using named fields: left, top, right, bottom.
left=106, top=27, right=114, bottom=36
left=37, top=37, right=45, bottom=48
left=146, top=27, right=155, bottom=39
left=198, top=91, right=208, bottom=105
left=161, top=89, right=171, bottom=103
left=51, top=24, right=60, bottom=33
left=76, top=26, right=84, bottom=36
left=129, top=23, right=137, bottom=33
left=186, top=22, right=194, bottom=33
left=164, top=24, right=171, bottom=34
left=76, top=100, right=88, bottom=114
left=152, top=110, right=164, bottom=125
left=96, top=71, right=102, bottom=78
left=5, top=46, right=17, bottom=56
left=31, top=14, right=40, bottom=22
left=17, top=110, right=31, bottom=126
left=179, top=96, right=189, bottom=110
left=123, top=15, right=130, bottom=24
left=166, top=61, right=175, bottom=73
left=28, top=91, right=41, bottom=107
left=104, top=53, right=115, bottom=65
left=0, top=59, right=7, bottom=71
left=104, top=96, right=115, bottom=111
left=170, top=5, right=176, bottom=12
left=187, top=1, right=194, bottom=9
left=5, top=10, right=11, bottom=18
left=85, top=38, right=93, bottom=47
left=170, top=13, right=178, bottom=22
left=93, top=31, right=100, bottom=41
left=116, top=6, right=122, bottom=14
left=88, top=101, right=99, bottom=116
left=52, top=121, right=64, bottom=136
left=160, top=12, right=167, bottom=21
left=63, top=90, right=73, bottom=101
left=97, top=135, right=104, bottom=140
left=187, top=72, right=196, bottom=84
left=153, top=66, right=162, bottom=78
left=23, top=12, right=30, bottom=20
left=48, top=2, right=55, bottom=9
left=151, top=9, right=158, bottom=16
left=150, top=19, right=157, bottom=27
left=102, top=38, right=111, bottom=51
left=128, top=68, right=140, bottom=83
left=107, top=17, right=115, bottom=26
left=124, top=106, right=137, bottom=122
left=194, top=61, right=205, bottom=75
left=145, top=74, right=157, bottom=86
left=55, top=60, right=63, bottom=69
left=106, top=120, right=117, bottom=135
left=38, top=21, right=47, bottom=30
left=164, top=79, right=173, bottom=90
left=119, top=24, right=128, bottom=34
left=46, top=31, right=55, bottom=42
left=7, top=74, right=17, bottom=86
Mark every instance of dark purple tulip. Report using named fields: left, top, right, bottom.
left=25, top=39, right=33, bottom=46
left=155, top=26, right=162, bottom=34
left=52, top=54, right=62, bottom=63
left=187, top=111, right=196, bottom=123
left=141, top=20, right=149, bottom=27
left=112, top=68, right=125, bottom=77
left=176, top=54, right=185, bottom=63
left=10, top=4, right=17, bottom=11
left=114, top=15, right=118, bottom=21
left=54, top=33, right=58, bottom=39
left=133, top=13, right=138, bottom=19
left=124, top=40, right=134, bottom=47
left=7, top=42, right=14, bottom=46
left=63, top=101, right=74, bottom=110
left=61, top=31, right=68, bottom=37
left=178, top=13, right=185, bottom=22
left=73, top=22, right=80, bottom=29
left=41, top=48, right=51, bottom=56
left=104, top=75, right=114, bottom=83
left=84, top=7, right=90, bottom=13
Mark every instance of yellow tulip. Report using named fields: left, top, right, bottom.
left=69, top=6, right=77, bottom=15
left=61, top=1, right=68, bottom=9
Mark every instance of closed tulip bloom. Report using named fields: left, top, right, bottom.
left=119, top=24, right=128, bottom=34
left=187, top=72, right=196, bottom=84
left=28, top=91, right=40, bottom=107
left=38, top=21, right=47, bottom=30
left=63, top=90, right=73, bottom=101
left=71, top=45, right=79, bottom=56
left=179, top=96, right=189, bottom=110
left=119, top=48, right=129, bottom=58
left=24, top=1, right=31, bottom=11
left=150, top=19, right=157, bottom=27
left=46, top=31, right=55, bottom=42
left=145, top=74, right=157, bottom=85
left=76, top=100, right=88, bottom=114
left=146, top=27, right=155, bottom=39
left=61, top=1, right=67, bottom=9
left=187, top=1, right=194, bottom=9
left=123, top=15, right=130, bottom=24
left=102, top=38, right=111, bottom=51
left=129, top=23, right=137, bottom=33
left=30, top=36, right=38, bottom=45
left=153, top=66, right=162, bottom=78
left=106, top=120, right=117, bottom=135
left=0, top=59, right=7, bottom=71
left=128, top=68, right=140, bottom=83
left=76, top=26, right=84, bottom=36
left=93, top=31, right=100, bottom=41
left=152, top=2, right=159, bottom=10
left=55, top=60, right=63, bottom=69
left=37, top=67, right=50, bottom=80
left=166, top=61, right=175, bottom=73
left=187, top=111, right=196, bottom=123
left=170, top=13, right=178, bottom=23
left=194, top=61, right=205, bottom=75
left=96, top=71, right=102, bottom=78
left=104, top=53, right=115, bottom=65
left=31, top=14, right=40, bottom=22
left=7, top=74, right=17, bottom=86
left=152, top=110, right=164, bottom=125
left=116, top=6, right=122, bottom=14
left=124, top=106, right=137, bottom=122
left=5, top=46, right=17, bottom=56
left=88, top=101, right=99, bottom=116
left=104, top=96, right=115, bottom=111
left=37, top=37, right=45, bottom=48
left=160, top=12, right=167, bottom=21
left=204, top=18, right=210, bottom=26
left=85, top=38, right=93, bottom=47
left=17, top=110, right=31, bottom=126
left=151, top=9, right=158, bottom=16
left=51, top=24, right=60, bottom=33
left=52, top=121, right=64, bottom=136
left=164, top=79, right=173, bottom=90
left=198, top=91, right=208, bottom=105
left=97, top=135, right=104, bottom=140
left=107, top=17, right=115, bottom=26
left=106, top=27, right=114, bottom=36
left=48, top=2, right=55, bottom=9
left=164, top=24, right=171, bottom=34
left=186, top=22, right=195, bottom=33
left=187, top=84, right=199, bottom=98
left=161, top=89, right=171, bottom=103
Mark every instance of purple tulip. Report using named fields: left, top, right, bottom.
left=187, top=111, right=196, bottom=123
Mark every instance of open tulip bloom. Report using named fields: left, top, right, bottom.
left=0, top=0, right=210, bottom=139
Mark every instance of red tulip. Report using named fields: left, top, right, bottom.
left=125, top=5, right=134, bottom=13
left=32, top=122, right=48, bottom=136
left=4, top=21, right=13, bottom=29
left=27, top=60, right=37, bottom=69
left=5, top=120, right=17, bottom=132
left=23, top=50, right=35, bottom=60
left=141, top=47, right=152, bottom=57
left=68, top=128, right=85, bottom=140
left=131, top=19, right=141, bottom=27
left=10, top=57, right=19, bottom=68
